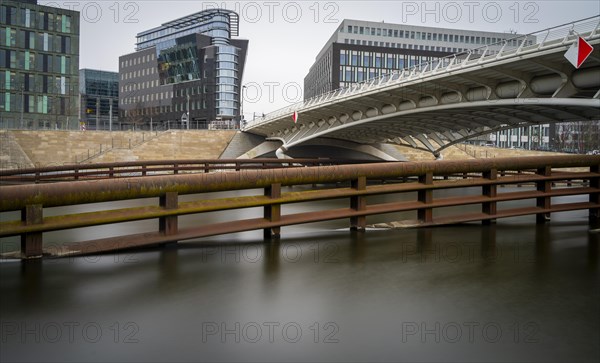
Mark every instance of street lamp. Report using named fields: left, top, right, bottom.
left=186, top=94, right=190, bottom=130
left=19, top=86, right=24, bottom=129
left=240, top=84, right=247, bottom=128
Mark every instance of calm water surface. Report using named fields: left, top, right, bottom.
left=1, top=188, right=598, bottom=362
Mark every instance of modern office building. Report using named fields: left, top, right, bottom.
left=304, top=19, right=526, bottom=100
left=549, top=121, right=600, bottom=153
left=118, top=9, right=248, bottom=130
left=0, top=0, right=80, bottom=129
left=79, top=69, right=119, bottom=130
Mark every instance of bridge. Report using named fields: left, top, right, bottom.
left=242, top=16, right=600, bottom=160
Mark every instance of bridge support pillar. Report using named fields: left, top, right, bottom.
left=350, top=176, right=367, bottom=231
left=264, top=183, right=281, bottom=239
left=482, top=168, right=498, bottom=225
left=418, top=172, right=434, bottom=224
left=536, top=166, right=551, bottom=224
left=159, top=192, right=179, bottom=237
left=21, top=204, right=43, bottom=258
left=590, top=165, right=600, bottom=221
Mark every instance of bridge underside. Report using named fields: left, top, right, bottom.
left=296, top=98, right=600, bottom=156
left=238, top=138, right=408, bottom=161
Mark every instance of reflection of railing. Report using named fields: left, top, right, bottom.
left=1, top=155, right=598, bottom=258
left=243, top=16, right=600, bottom=131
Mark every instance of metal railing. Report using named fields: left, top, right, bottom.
left=0, top=158, right=377, bottom=184
left=243, top=16, right=600, bottom=131
left=1, top=155, right=598, bottom=258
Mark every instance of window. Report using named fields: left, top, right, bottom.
left=340, top=52, right=346, bottom=65
left=347, top=25, right=352, bottom=33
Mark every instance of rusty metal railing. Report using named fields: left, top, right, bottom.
left=1, top=155, right=598, bottom=259
left=0, top=158, right=378, bottom=184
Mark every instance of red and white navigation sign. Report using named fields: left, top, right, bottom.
left=292, top=111, right=299, bottom=123
left=564, top=37, right=594, bottom=69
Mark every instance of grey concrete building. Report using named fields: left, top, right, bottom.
left=305, top=19, right=525, bottom=100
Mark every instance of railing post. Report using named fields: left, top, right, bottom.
left=536, top=166, right=551, bottom=224
left=142, top=165, right=147, bottom=176
left=350, top=176, right=367, bottom=231
left=159, top=192, right=178, bottom=236
left=482, top=168, right=498, bottom=225
left=418, top=172, right=433, bottom=224
left=264, top=183, right=281, bottom=239
left=21, top=204, right=43, bottom=258
left=590, top=165, right=599, bottom=220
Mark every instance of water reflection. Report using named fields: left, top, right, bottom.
left=2, top=214, right=599, bottom=362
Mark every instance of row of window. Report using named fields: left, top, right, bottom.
left=122, top=91, right=171, bottom=105
left=1, top=27, right=74, bottom=54
left=1, top=50, right=72, bottom=74
left=1, top=92, right=72, bottom=115
left=121, top=53, right=155, bottom=69
left=343, top=39, right=512, bottom=55
left=2, top=71, right=73, bottom=95
left=0, top=6, right=73, bottom=34
left=121, top=66, right=156, bottom=80
left=122, top=100, right=209, bottom=117
left=343, top=24, right=512, bottom=46
left=340, top=50, right=441, bottom=70
left=339, top=66, right=412, bottom=83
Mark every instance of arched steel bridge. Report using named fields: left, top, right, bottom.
left=242, top=16, right=600, bottom=159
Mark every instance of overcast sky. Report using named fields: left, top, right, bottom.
left=40, top=0, right=600, bottom=119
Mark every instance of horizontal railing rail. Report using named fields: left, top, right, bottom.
left=1, top=155, right=598, bottom=259
left=0, top=158, right=380, bottom=184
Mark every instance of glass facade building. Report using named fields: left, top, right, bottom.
left=305, top=20, right=524, bottom=100
left=119, top=9, right=247, bottom=129
left=79, top=69, right=119, bottom=130
left=0, top=0, right=79, bottom=129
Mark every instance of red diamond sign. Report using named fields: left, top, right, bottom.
left=564, top=37, right=594, bottom=69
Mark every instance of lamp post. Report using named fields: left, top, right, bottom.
left=240, top=84, right=247, bottom=128
left=186, top=94, right=190, bottom=130
left=19, top=86, right=24, bottom=129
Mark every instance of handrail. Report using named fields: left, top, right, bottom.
left=1, top=155, right=598, bottom=212
left=0, top=158, right=380, bottom=183
left=242, top=15, right=600, bottom=131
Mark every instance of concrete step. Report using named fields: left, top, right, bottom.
left=0, top=130, right=35, bottom=169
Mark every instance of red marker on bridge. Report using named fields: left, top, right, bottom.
left=292, top=111, right=299, bottom=123
left=564, top=36, right=594, bottom=69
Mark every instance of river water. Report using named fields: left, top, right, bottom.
left=1, top=188, right=598, bottom=362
